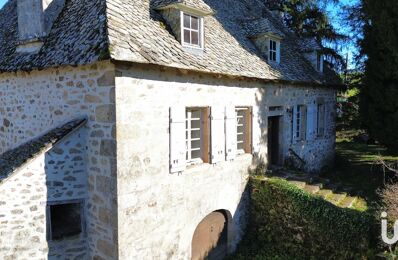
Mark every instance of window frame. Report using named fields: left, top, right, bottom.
left=185, top=107, right=209, bottom=165
left=181, top=11, right=204, bottom=50
left=46, top=199, right=85, bottom=241
left=268, top=38, right=280, bottom=63
left=236, top=107, right=252, bottom=155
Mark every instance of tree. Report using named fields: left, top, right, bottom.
left=359, top=0, right=398, bottom=151
left=264, top=0, right=347, bottom=70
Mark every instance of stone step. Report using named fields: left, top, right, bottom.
left=288, top=180, right=307, bottom=189
left=315, top=189, right=333, bottom=199
left=325, top=193, right=347, bottom=206
left=303, top=184, right=321, bottom=194
left=338, top=196, right=357, bottom=208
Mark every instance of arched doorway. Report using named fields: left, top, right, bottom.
left=191, top=210, right=228, bottom=260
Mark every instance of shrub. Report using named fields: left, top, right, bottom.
left=232, top=178, right=377, bottom=259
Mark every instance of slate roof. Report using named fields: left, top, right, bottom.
left=0, top=0, right=341, bottom=85
left=0, top=0, right=108, bottom=72
left=0, top=119, right=86, bottom=181
left=243, top=18, right=286, bottom=38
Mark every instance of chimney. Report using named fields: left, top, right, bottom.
left=17, top=0, right=48, bottom=41
left=17, top=0, right=60, bottom=53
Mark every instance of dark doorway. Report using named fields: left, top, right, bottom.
left=268, top=116, right=281, bottom=165
left=191, top=211, right=228, bottom=260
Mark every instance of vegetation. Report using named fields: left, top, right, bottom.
left=264, top=0, right=346, bottom=68
left=349, top=0, right=398, bottom=152
left=231, top=177, right=377, bottom=259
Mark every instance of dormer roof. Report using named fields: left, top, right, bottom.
left=298, top=37, right=323, bottom=53
left=243, top=18, right=285, bottom=39
left=153, top=0, right=214, bottom=15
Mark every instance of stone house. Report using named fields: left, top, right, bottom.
left=0, top=0, right=340, bottom=259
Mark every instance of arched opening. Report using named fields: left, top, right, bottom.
left=191, top=210, right=229, bottom=260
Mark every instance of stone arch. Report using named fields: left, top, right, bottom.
left=191, top=209, right=233, bottom=260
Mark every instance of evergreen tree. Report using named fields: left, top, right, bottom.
left=360, top=0, right=398, bottom=151
left=265, top=0, right=346, bottom=69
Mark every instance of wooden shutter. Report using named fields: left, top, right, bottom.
left=170, top=106, right=186, bottom=173
left=225, top=106, right=237, bottom=161
left=211, top=106, right=225, bottom=164
left=306, top=104, right=317, bottom=141
left=252, top=106, right=261, bottom=155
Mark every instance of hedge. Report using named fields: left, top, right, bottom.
left=231, top=178, right=378, bottom=259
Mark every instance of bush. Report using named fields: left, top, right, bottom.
left=232, top=178, right=377, bottom=259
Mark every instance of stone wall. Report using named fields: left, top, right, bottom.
left=114, top=63, right=336, bottom=259
left=0, top=62, right=118, bottom=259
left=0, top=127, right=88, bottom=259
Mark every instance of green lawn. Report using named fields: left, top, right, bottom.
left=323, top=130, right=398, bottom=209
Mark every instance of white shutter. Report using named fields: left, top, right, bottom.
left=211, top=106, right=225, bottom=164
left=170, top=106, right=186, bottom=173
left=276, top=41, right=281, bottom=63
left=225, top=106, right=237, bottom=161
left=252, top=106, right=261, bottom=155
left=292, top=105, right=298, bottom=142
left=306, top=104, right=317, bottom=141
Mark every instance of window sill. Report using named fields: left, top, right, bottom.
left=182, top=46, right=204, bottom=55
left=183, top=154, right=253, bottom=174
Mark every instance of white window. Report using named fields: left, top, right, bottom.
left=236, top=107, right=252, bottom=154
left=185, top=108, right=209, bottom=164
left=186, top=108, right=202, bottom=163
left=317, top=103, right=326, bottom=136
left=293, top=105, right=307, bottom=142
left=317, top=53, right=324, bottom=72
left=181, top=12, right=203, bottom=48
left=268, top=39, right=280, bottom=63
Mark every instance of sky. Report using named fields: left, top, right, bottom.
left=0, top=0, right=5, bottom=9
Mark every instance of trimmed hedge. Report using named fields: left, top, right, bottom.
left=231, top=178, right=377, bottom=259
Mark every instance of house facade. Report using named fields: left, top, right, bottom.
left=0, top=0, right=339, bottom=259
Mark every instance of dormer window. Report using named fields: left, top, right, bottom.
left=316, top=53, right=324, bottom=73
left=181, top=12, right=203, bottom=49
left=268, top=38, right=281, bottom=63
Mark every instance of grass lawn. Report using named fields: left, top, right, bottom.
left=323, top=129, right=398, bottom=209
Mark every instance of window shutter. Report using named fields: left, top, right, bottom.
left=306, top=104, right=317, bottom=141
left=252, top=106, right=261, bottom=155
left=301, top=106, right=307, bottom=140
left=225, top=106, right=237, bottom=161
left=292, top=105, right=298, bottom=142
left=211, top=106, right=225, bottom=164
left=276, top=41, right=281, bottom=63
left=169, top=106, right=186, bottom=173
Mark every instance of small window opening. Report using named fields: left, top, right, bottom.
left=48, top=202, right=83, bottom=240
left=182, top=13, right=202, bottom=48
left=269, top=39, right=277, bottom=62
left=186, top=107, right=209, bottom=164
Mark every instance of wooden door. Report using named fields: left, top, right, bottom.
left=191, top=211, right=228, bottom=260
left=268, top=116, right=280, bottom=165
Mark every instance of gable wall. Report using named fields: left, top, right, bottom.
left=0, top=62, right=118, bottom=260
left=114, top=63, right=336, bottom=259
left=0, top=128, right=88, bottom=259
